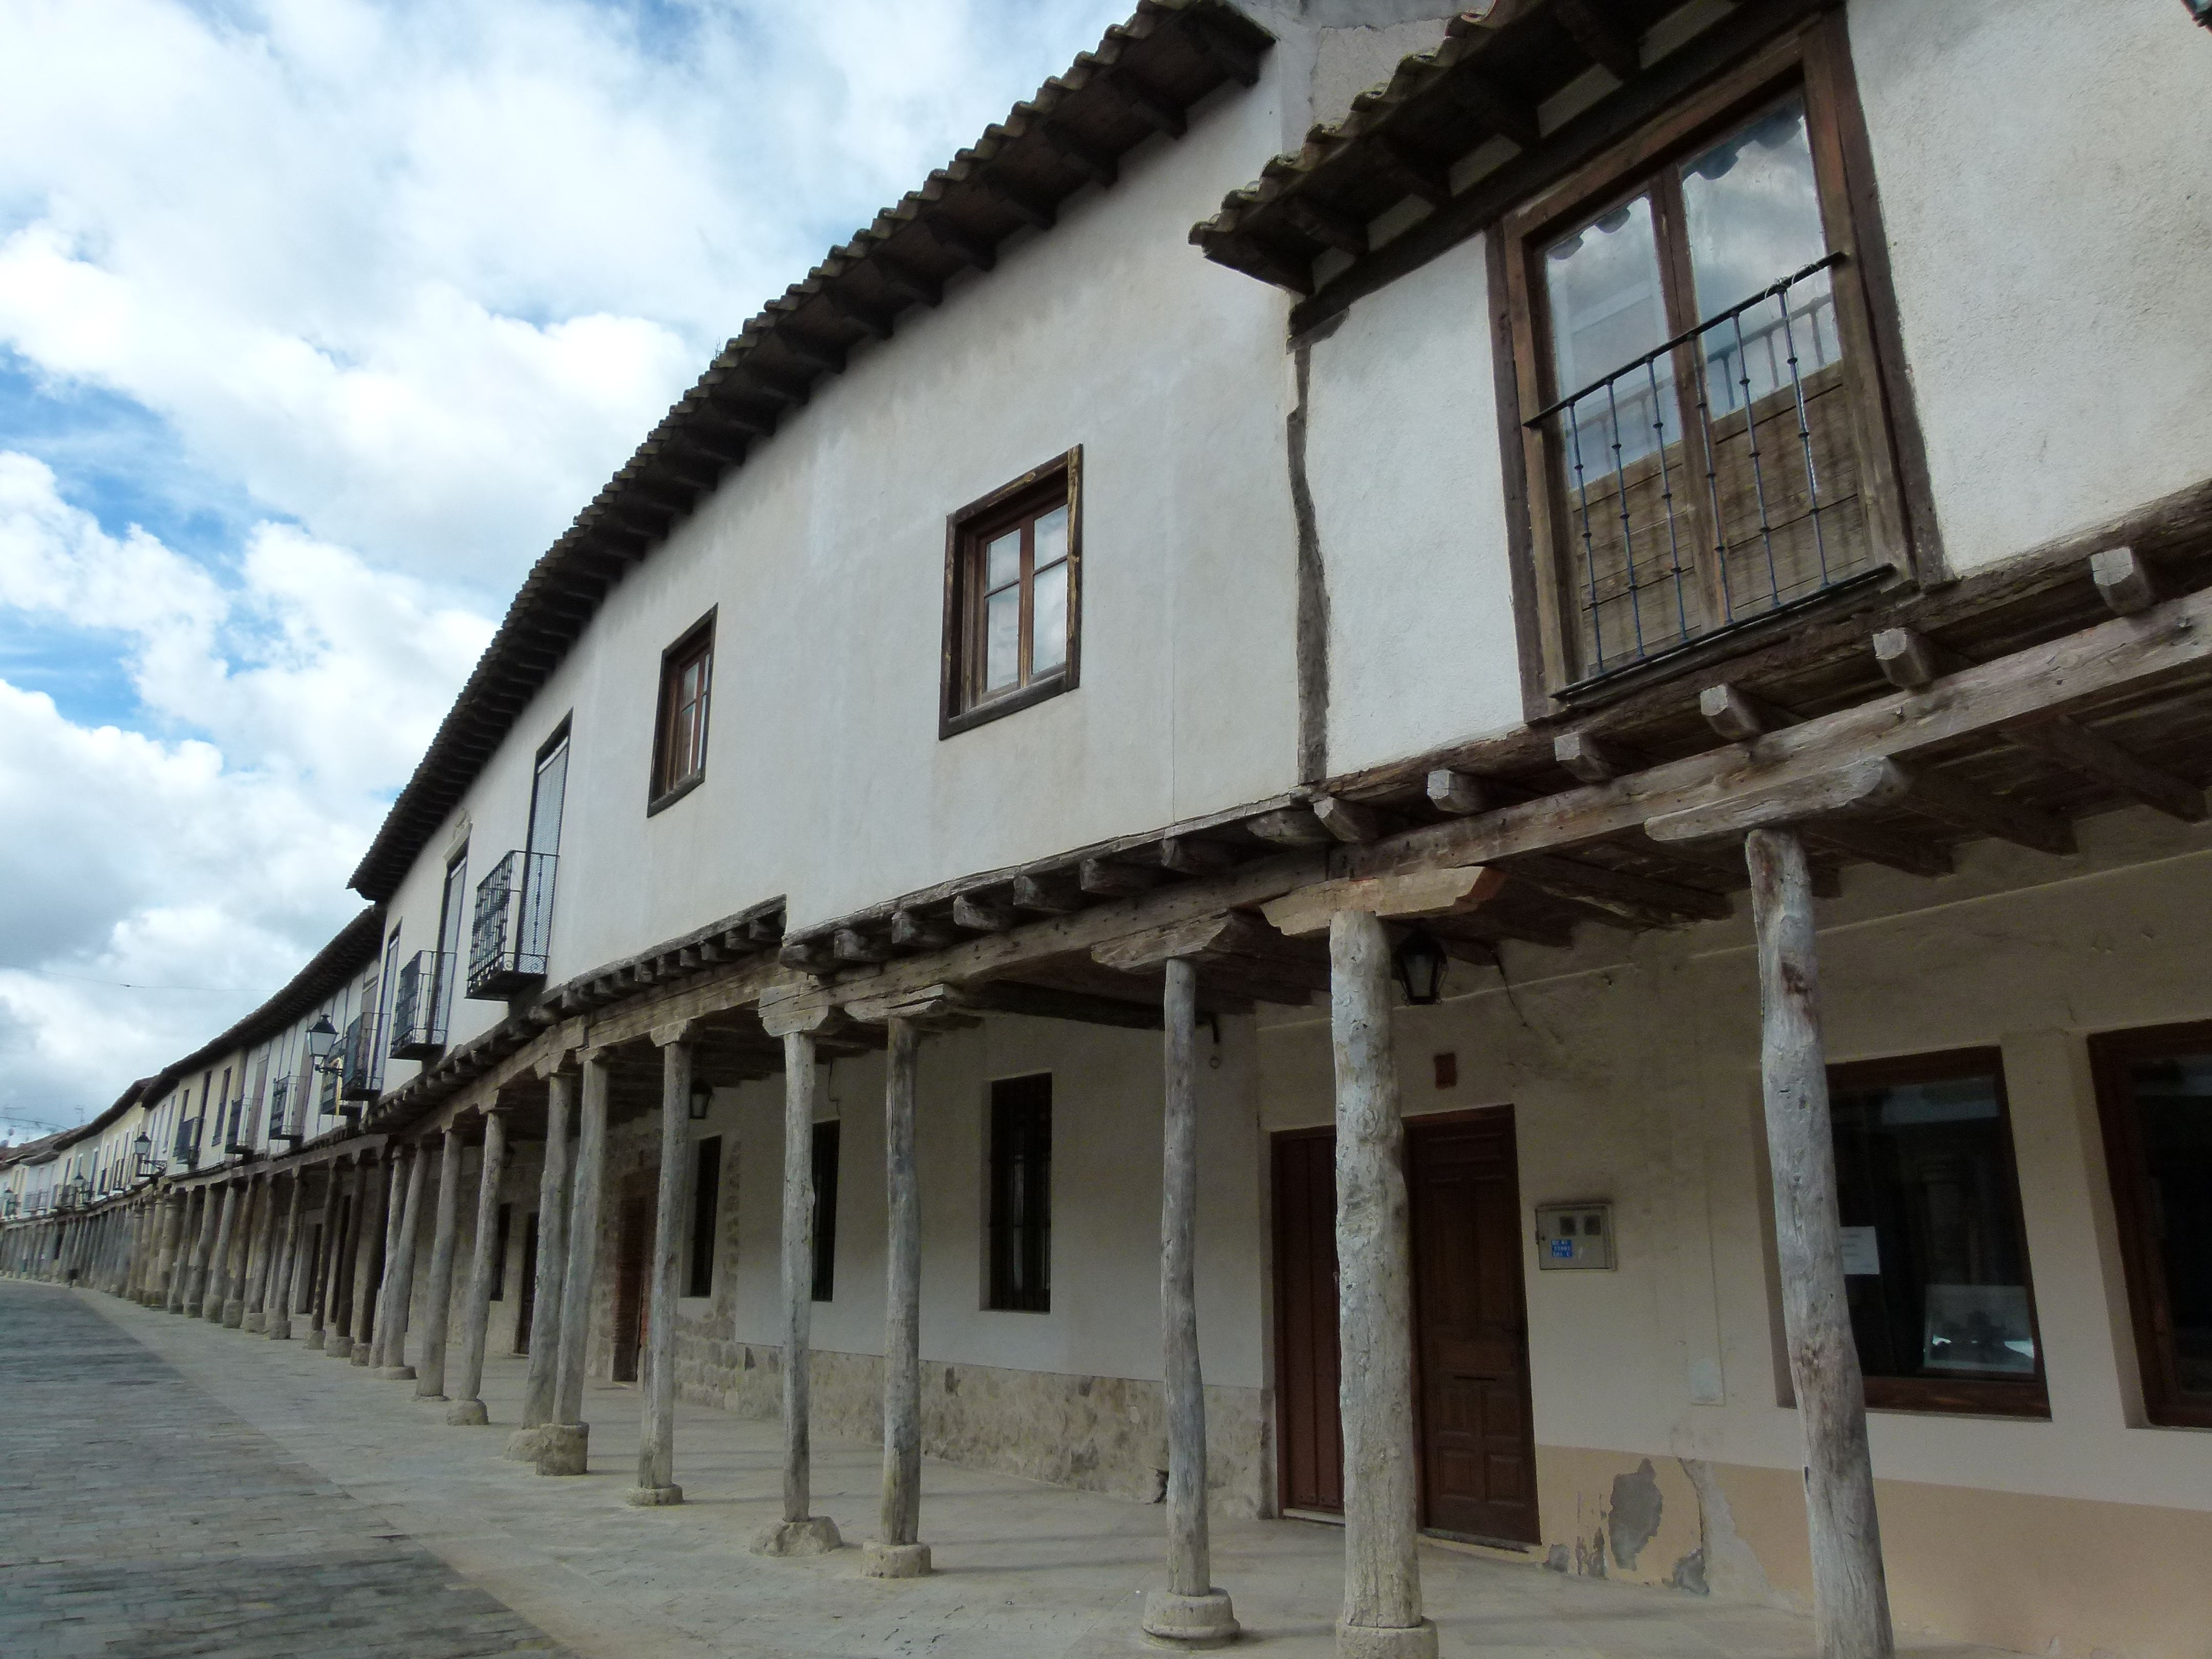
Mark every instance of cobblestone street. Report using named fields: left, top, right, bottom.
left=0, top=1282, right=567, bottom=1658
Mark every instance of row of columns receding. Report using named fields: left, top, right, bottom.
left=3, top=825, right=1891, bottom=1659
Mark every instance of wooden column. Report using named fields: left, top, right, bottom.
left=203, top=1183, right=240, bottom=1324
left=449, top=1108, right=509, bottom=1426
left=1746, top=826, right=1895, bottom=1659
left=512, top=1069, right=574, bottom=1448
left=414, top=1128, right=466, bottom=1399
left=221, top=1181, right=257, bottom=1326
left=378, top=1145, right=428, bottom=1377
left=266, top=1174, right=305, bottom=1339
left=633, top=1026, right=695, bottom=1505
left=161, top=1192, right=190, bottom=1308
left=542, top=1051, right=610, bottom=1475
left=749, top=1006, right=842, bottom=1556
left=319, top=1162, right=360, bottom=1354
left=1142, top=956, right=1239, bottom=1646
left=243, top=1176, right=279, bottom=1331
left=865, top=1016, right=929, bottom=1577
left=349, top=1154, right=392, bottom=1365
left=1330, top=909, right=1436, bottom=1659
left=172, top=1188, right=206, bottom=1313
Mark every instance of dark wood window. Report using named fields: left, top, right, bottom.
left=650, top=614, right=714, bottom=810
left=986, top=1074, right=1052, bottom=1312
left=688, top=1135, right=721, bottom=1299
left=810, top=1123, right=838, bottom=1303
left=1823, top=1050, right=2047, bottom=1417
left=2090, top=1023, right=2212, bottom=1429
left=489, top=1202, right=512, bottom=1301
left=1500, top=20, right=1922, bottom=696
left=941, top=450, right=1081, bottom=735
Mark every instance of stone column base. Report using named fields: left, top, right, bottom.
left=266, top=1318, right=291, bottom=1340
left=446, top=1399, right=490, bottom=1427
left=304, top=1329, right=325, bottom=1350
left=1143, top=1588, right=1240, bottom=1647
left=1336, top=1619, right=1438, bottom=1659
left=182, top=1303, right=202, bottom=1317
left=221, top=1301, right=245, bottom=1327
left=350, top=1347, right=372, bottom=1366
left=861, top=1540, right=931, bottom=1579
left=625, top=1485, right=684, bottom=1507
left=413, top=1387, right=449, bottom=1403
left=379, top=1365, right=417, bottom=1381
left=326, top=1337, right=352, bottom=1360
left=243, top=1312, right=266, bottom=1333
left=534, top=1423, right=589, bottom=1476
left=749, top=1517, right=842, bottom=1557
left=504, top=1424, right=556, bottom=1461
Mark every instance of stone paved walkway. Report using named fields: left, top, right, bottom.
left=8, top=1282, right=2018, bottom=1659
left=0, top=1281, right=567, bottom=1658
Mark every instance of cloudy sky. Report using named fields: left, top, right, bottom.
left=0, top=0, right=1130, bottom=1135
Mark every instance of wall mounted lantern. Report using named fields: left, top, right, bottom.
left=689, top=1080, right=714, bottom=1121
left=1392, top=927, right=1449, bottom=1007
left=305, top=1014, right=343, bottom=1076
left=132, top=1130, right=165, bottom=1180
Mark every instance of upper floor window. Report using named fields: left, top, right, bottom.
left=1502, top=27, right=1916, bottom=693
left=941, top=450, right=1081, bottom=735
left=650, top=614, right=714, bottom=810
left=2090, top=1023, right=2212, bottom=1429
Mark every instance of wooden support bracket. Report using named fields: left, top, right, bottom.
left=1313, top=795, right=1387, bottom=843
left=951, top=893, right=1015, bottom=932
left=1248, top=806, right=1335, bottom=846
left=1011, top=873, right=1084, bottom=914
left=1079, top=858, right=1157, bottom=898
left=1260, top=866, right=1506, bottom=938
left=1426, top=769, right=1487, bottom=815
left=2092, top=545, right=2157, bottom=615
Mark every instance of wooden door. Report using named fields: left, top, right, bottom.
left=1406, top=1110, right=1537, bottom=1544
left=1270, top=1109, right=1537, bottom=1544
left=1272, top=1129, right=1343, bottom=1513
left=514, top=1211, right=538, bottom=1354
left=612, top=1195, right=651, bottom=1384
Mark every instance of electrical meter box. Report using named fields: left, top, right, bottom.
left=1535, top=1201, right=1615, bottom=1270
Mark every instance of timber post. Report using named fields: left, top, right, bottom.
left=511, top=1067, right=575, bottom=1454
left=349, top=1152, right=392, bottom=1366
left=750, top=997, right=843, bottom=1556
left=220, top=1179, right=255, bottom=1327
left=266, top=1172, right=305, bottom=1339
left=171, top=1188, right=204, bottom=1313
left=242, top=1174, right=278, bottom=1331
left=1142, top=955, right=1239, bottom=1647
left=866, top=1016, right=928, bottom=1577
left=631, top=1025, right=695, bottom=1506
left=542, top=1049, right=611, bottom=1476
left=1330, top=908, right=1436, bottom=1659
left=1746, top=825, right=1896, bottom=1659
left=378, top=1143, right=429, bottom=1378
left=449, top=1107, right=508, bottom=1426
left=414, top=1127, right=466, bottom=1399
left=202, top=1182, right=240, bottom=1325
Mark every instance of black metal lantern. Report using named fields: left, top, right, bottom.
left=305, top=1013, right=342, bottom=1074
left=689, top=1081, right=714, bottom=1121
left=1392, top=926, right=1448, bottom=1006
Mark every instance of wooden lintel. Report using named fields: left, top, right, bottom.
left=843, top=984, right=969, bottom=1028
left=1093, top=910, right=1270, bottom=973
left=1261, top=866, right=1506, bottom=938
left=757, top=992, right=842, bottom=1040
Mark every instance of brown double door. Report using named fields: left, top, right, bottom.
left=612, top=1195, right=652, bottom=1383
left=1272, top=1107, right=1537, bottom=1545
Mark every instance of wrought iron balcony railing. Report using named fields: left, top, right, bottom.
left=1526, top=252, right=1882, bottom=682
left=267, top=1075, right=301, bottom=1146
left=340, top=1012, right=383, bottom=1103
left=172, top=1117, right=201, bottom=1169
left=469, top=850, right=557, bottom=1000
left=389, top=949, right=453, bottom=1058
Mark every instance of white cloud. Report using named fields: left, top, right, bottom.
left=0, top=0, right=1132, bottom=1128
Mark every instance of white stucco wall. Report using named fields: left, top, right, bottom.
left=1849, top=0, right=2212, bottom=575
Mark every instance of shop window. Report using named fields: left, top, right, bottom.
left=1824, top=1050, right=2047, bottom=1416
left=2090, top=1023, right=2212, bottom=1428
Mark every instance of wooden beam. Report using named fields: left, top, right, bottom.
left=980, top=174, right=1055, bottom=231
left=1555, top=730, right=1629, bottom=783
left=870, top=250, right=943, bottom=307
left=1503, top=855, right=1732, bottom=926
left=1700, top=683, right=1795, bottom=743
left=1375, top=136, right=1452, bottom=206
left=1038, top=119, right=1117, bottom=187
left=1871, top=626, right=1955, bottom=690
left=1313, top=796, right=1387, bottom=843
left=832, top=928, right=893, bottom=965
left=1554, top=0, right=1643, bottom=79
left=1248, top=806, right=1334, bottom=846
left=1186, top=12, right=1263, bottom=86
left=951, top=893, right=1014, bottom=933
left=1261, top=867, right=1505, bottom=938
left=961, top=981, right=1162, bottom=1030
left=1160, top=837, right=1238, bottom=875
left=1279, top=195, right=1368, bottom=257
left=889, top=908, right=958, bottom=949
left=1093, top=910, right=1284, bottom=973
left=1079, top=859, right=1157, bottom=898
left=1426, top=769, right=1487, bottom=815
left=1443, top=68, right=1539, bottom=148
left=1351, top=582, right=2212, bottom=881
left=1901, top=767, right=2075, bottom=856
left=778, top=329, right=847, bottom=373
left=1102, top=67, right=1185, bottom=137
left=922, top=211, right=996, bottom=271
left=821, top=286, right=894, bottom=341
left=777, top=937, right=838, bottom=975
left=2092, top=545, right=2156, bottom=615
left=2002, top=715, right=2207, bottom=822
left=1011, top=873, right=1084, bottom=914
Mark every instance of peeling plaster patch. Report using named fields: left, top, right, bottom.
left=1607, top=1458, right=1665, bottom=1572
left=1679, top=1458, right=1784, bottom=1607
left=1545, top=1544, right=1570, bottom=1573
left=1670, top=1548, right=1709, bottom=1595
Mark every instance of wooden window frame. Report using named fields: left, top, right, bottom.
left=2088, top=1020, right=2212, bottom=1430
left=648, top=611, right=715, bottom=815
left=985, top=1073, right=1053, bottom=1313
left=1819, top=1048, right=2050, bottom=1419
left=1493, top=13, right=1938, bottom=716
left=940, top=449, right=1082, bottom=738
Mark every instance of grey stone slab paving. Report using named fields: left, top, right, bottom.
left=0, top=1282, right=568, bottom=1658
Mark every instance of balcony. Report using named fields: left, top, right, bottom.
left=389, top=949, right=453, bottom=1058
left=468, top=850, right=557, bottom=1000
left=340, top=1012, right=383, bottom=1103
left=268, top=1075, right=301, bottom=1147
left=172, top=1117, right=201, bottom=1170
